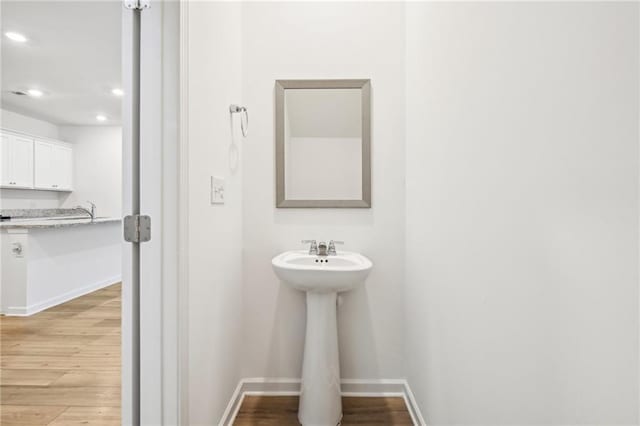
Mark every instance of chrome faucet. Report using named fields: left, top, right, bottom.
left=317, top=241, right=328, bottom=256
left=302, top=240, right=318, bottom=255
left=76, top=201, right=96, bottom=221
left=302, top=240, right=344, bottom=255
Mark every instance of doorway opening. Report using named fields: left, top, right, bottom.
left=1, top=2, right=123, bottom=424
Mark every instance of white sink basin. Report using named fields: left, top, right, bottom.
left=272, top=249, right=373, bottom=426
left=272, top=250, right=372, bottom=293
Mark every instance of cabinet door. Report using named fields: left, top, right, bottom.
left=54, top=145, right=73, bottom=190
left=0, top=133, right=12, bottom=186
left=1, top=132, right=34, bottom=189
left=34, top=140, right=54, bottom=189
left=34, top=140, right=73, bottom=191
left=12, top=136, right=34, bottom=188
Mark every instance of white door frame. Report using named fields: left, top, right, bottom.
left=178, top=1, right=190, bottom=424
left=122, top=1, right=181, bottom=424
left=121, top=5, right=140, bottom=424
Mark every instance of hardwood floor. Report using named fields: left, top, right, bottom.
left=0, top=283, right=121, bottom=426
left=234, top=395, right=414, bottom=425
left=1, top=285, right=412, bottom=425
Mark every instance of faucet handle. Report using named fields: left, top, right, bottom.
left=328, top=240, right=344, bottom=255
left=87, top=200, right=96, bottom=208
left=301, top=240, right=318, bottom=255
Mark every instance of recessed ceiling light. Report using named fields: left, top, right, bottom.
left=111, top=88, right=124, bottom=97
left=26, top=89, right=43, bottom=98
left=96, top=114, right=107, bottom=122
left=5, top=32, right=27, bottom=43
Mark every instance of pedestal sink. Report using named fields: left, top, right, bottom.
left=272, top=249, right=373, bottom=426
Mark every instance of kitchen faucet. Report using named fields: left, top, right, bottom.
left=76, top=201, right=96, bottom=221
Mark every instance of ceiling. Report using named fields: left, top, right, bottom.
left=1, top=1, right=121, bottom=126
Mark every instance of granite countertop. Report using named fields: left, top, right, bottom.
left=0, top=216, right=121, bottom=229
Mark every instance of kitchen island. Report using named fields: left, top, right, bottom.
left=1, top=215, right=121, bottom=315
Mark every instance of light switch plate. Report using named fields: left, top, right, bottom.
left=211, top=176, right=225, bottom=204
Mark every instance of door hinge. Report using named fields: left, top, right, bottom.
left=124, top=215, right=151, bottom=243
left=123, top=0, right=150, bottom=10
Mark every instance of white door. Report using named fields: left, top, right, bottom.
left=122, top=0, right=180, bottom=426
left=122, top=2, right=180, bottom=425
left=12, top=136, right=34, bottom=188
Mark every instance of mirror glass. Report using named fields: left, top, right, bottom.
left=276, top=80, right=371, bottom=208
left=285, top=88, right=362, bottom=201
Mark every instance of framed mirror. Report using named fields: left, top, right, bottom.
left=275, top=79, right=371, bottom=208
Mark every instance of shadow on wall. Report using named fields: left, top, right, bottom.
left=228, top=113, right=240, bottom=175
left=338, top=284, right=380, bottom=379
left=266, top=283, right=307, bottom=376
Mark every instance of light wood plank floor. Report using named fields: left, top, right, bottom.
left=234, top=395, right=414, bottom=425
left=1, top=283, right=121, bottom=426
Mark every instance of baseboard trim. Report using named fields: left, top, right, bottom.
left=3, top=276, right=121, bottom=316
left=219, top=377, right=426, bottom=426
left=403, top=380, right=427, bottom=426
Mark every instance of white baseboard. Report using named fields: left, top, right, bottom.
left=403, top=379, right=427, bottom=426
left=219, top=377, right=426, bottom=426
left=3, top=276, right=121, bottom=316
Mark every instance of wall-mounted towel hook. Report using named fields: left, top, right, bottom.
left=229, top=104, right=248, bottom=137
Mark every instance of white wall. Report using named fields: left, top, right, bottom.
left=1, top=108, right=59, bottom=139
left=241, top=2, right=406, bottom=380
left=58, top=126, right=122, bottom=217
left=405, top=3, right=639, bottom=424
left=186, top=2, right=244, bottom=424
left=0, top=189, right=62, bottom=210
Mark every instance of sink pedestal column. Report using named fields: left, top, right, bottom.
left=299, top=291, right=342, bottom=426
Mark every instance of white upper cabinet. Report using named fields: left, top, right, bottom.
left=0, top=130, right=73, bottom=192
left=34, top=140, right=54, bottom=189
left=0, top=133, right=11, bottom=186
left=34, top=139, right=73, bottom=191
left=0, top=132, right=34, bottom=189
